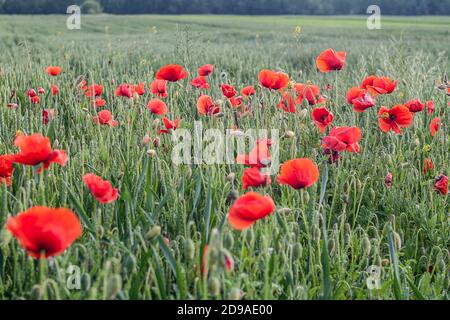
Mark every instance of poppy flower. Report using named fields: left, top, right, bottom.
left=242, top=167, right=271, bottom=190
left=93, top=110, right=118, bottom=127
left=311, top=107, right=334, bottom=133
left=198, top=64, right=214, bottom=77
left=228, top=192, right=275, bottom=230
left=191, top=76, right=210, bottom=90
left=316, top=48, right=346, bottom=72
left=277, top=92, right=297, bottom=113
left=51, top=84, right=59, bottom=96
left=150, top=79, right=168, bottom=98
left=11, top=133, right=68, bottom=172
left=361, top=76, right=397, bottom=96
left=45, top=66, right=62, bottom=76
left=229, top=96, right=243, bottom=108
left=426, top=101, right=435, bottom=115
left=322, top=126, right=362, bottom=153
left=429, top=117, right=440, bottom=136
left=197, top=95, right=220, bottom=116
left=38, top=87, right=45, bottom=95
left=276, top=158, right=319, bottom=190
left=6, top=206, right=82, bottom=259
left=156, top=64, right=188, bottom=82
left=236, top=139, right=272, bottom=168
left=158, top=117, right=180, bottom=134
left=345, top=87, right=376, bottom=112
left=30, top=95, right=40, bottom=104
left=115, top=84, right=134, bottom=98
left=221, top=84, right=237, bottom=98
left=0, top=155, right=14, bottom=186
left=147, top=98, right=168, bottom=115
left=241, top=85, right=256, bottom=97
left=258, top=70, right=289, bottom=91
left=434, top=175, right=448, bottom=195
left=84, top=84, right=103, bottom=97
left=384, top=172, right=393, bottom=188
left=405, top=99, right=424, bottom=113
left=423, top=158, right=433, bottom=174
left=93, top=97, right=106, bottom=108
left=294, top=83, right=326, bottom=105
left=133, top=83, right=145, bottom=96
left=27, top=88, right=37, bottom=97
left=42, top=108, right=56, bottom=125
left=83, top=173, right=119, bottom=204
left=378, top=105, right=413, bottom=134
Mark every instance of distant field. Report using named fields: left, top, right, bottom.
left=0, top=15, right=448, bottom=300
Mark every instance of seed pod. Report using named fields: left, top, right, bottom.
left=184, top=239, right=195, bottom=260
left=105, top=275, right=122, bottom=299
left=228, top=287, right=243, bottom=300
left=146, top=225, right=161, bottom=241
left=208, top=277, right=221, bottom=297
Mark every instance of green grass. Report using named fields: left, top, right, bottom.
left=0, top=15, right=449, bottom=300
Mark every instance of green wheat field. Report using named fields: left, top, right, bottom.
left=0, top=15, right=449, bottom=300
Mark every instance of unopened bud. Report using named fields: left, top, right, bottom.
left=146, top=149, right=157, bottom=157
left=208, top=277, right=221, bottom=296
left=228, top=287, right=243, bottom=300
left=146, top=225, right=161, bottom=241
left=284, top=130, right=295, bottom=139
left=226, top=172, right=235, bottom=182
left=105, top=275, right=122, bottom=299
left=184, top=239, right=195, bottom=260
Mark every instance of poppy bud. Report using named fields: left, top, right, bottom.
left=344, top=223, right=351, bottom=243
left=302, top=190, right=310, bottom=204
left=82, top=107, right=90, bottom=113
left=96, top=225, right=104, bottom=238
left=208, top=277, right=221, bottom=297
left=215, top=99, right=223, bottom=106
left=393, top=231, right=402, bottom=249
left=226, top=172, right=235, bottom=182
left=0, top=229, right=12, bottom=248
left=122, top=254, right=137, bottom=274
left=369, top=188, right=376, bottom=201
left=81, top=273, right=91, bottom=291
left=284, top=130, right=295, bottom=139
left=146, top=149, right=157, bottom=157
left=362, top=236, right=371, bottom=256
left=356, top=178, right=362, bottom=192
left=299, top=108, right=308, bottom=119
left=244, top=228, right=254, bottom=243
left=292, top=243, right=302, bottom=260
left=277, top=207, right=292, bottom=214
left=223, top=233, right=234, bottom=249
left=381, top=258, right=390, bottom=266
left=184, top=239, right=195, bottom=260
left=221, top=249, right=234, bottom=272
left=312, top=226, right=321, bottom=242
left=30, top=285, right=43, bottom=300
left=146, top=225, right=161, bottom=241
left=151, top=118, right=160, bottom=129
left=228, top=287, right=243, bottom=300
left=142, top=135, right=151, bottom=145
left=105, top=274, right=122, bottom=299
left=414, top=138, right=420, bottom=146
left=328, top=238, right=336, bottom=256
left=226, top=190, right=239, bottom=204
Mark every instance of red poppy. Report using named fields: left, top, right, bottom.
left=311, top=107, right=334, bottom=133
left=156, top=64, right=188, bottom=82
left=83, top=173, right=119, bottom=204
left=133, top=83, right=145, bottom=96
left=45, top=66, right=62, bottom=76
left=361, top=76, right=397, bottom=96
left=426, top=101, right=435, bottom=115
left=229, top=96, right=243, bottom=108
left=42, top=108, right=56, bottom=125
left=30, top=95, right=40, bottom=104
left=316, top=48, right=346, bottom=72
left=38, top=87, right=45, bottom=95
left=197, top=95, right=220, bottom=116
left=322, top=126, right=362, bottom=153
left=378, top=105, right=413, bottom=134
left=345, top=87, right=376, bottom=112
left=276, top=158, right=319, bottom=190
left=93, top=110, right=118, bottom=127
left=51, top=84, right=59, bottom=96
left=198, top=64, right=214, bottom=77
left=405, top=99, right=424, bottom=113
left=7, top=206, right=82, bottom=259
left=115, top=84, right=134, bottom=98
left=236, top=139, right=272, bottom=168
left=93, top=97, right=106, bottom=108
left=27, top=88, right=37, bottom=97
left=429, top=117, right=440, bottom=136
left=147, top=98, right=168, bottom=115
left=149, top=79, right=168, bottom=98
left=221, top=84, right=237, bottom=98
left=11, top=133, right=68, bottom=172
left=85, top=84, right=103, bottom=97
left=384, top=172, right=393, bottom=189
left=191, top=76, right=210, bottom=89
left=277, top=92, right=297, bottom=113
left=423, top=158, right=433, bottom=174
left=434, top=175, right=448, bottom=195
left=242, top=167, right=271, bottom=190
left=158, top=117, right=180, bottom=134
left=228, top=192, right=275, bottom=230
left=0, top=155, right=14, bottom=186
left=294, top=83, right=326, bottom=105
left=258, top=70, right=289, bottom=91
left=241, top=85, right=256, bottom=97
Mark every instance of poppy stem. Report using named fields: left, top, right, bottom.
left=39, top=251, right=47, bottom=299
left=335, top=71, right=339, bottom=108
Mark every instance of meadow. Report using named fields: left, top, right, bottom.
left=0, top=15, right=449, bottom=300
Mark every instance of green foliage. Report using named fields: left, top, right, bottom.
left=0, top=15, right=449, bottom=300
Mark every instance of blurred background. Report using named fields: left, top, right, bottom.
left=1, top=0, right=450, bottom=15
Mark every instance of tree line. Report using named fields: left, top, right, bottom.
left=1, top=0, right=449, bottom=15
